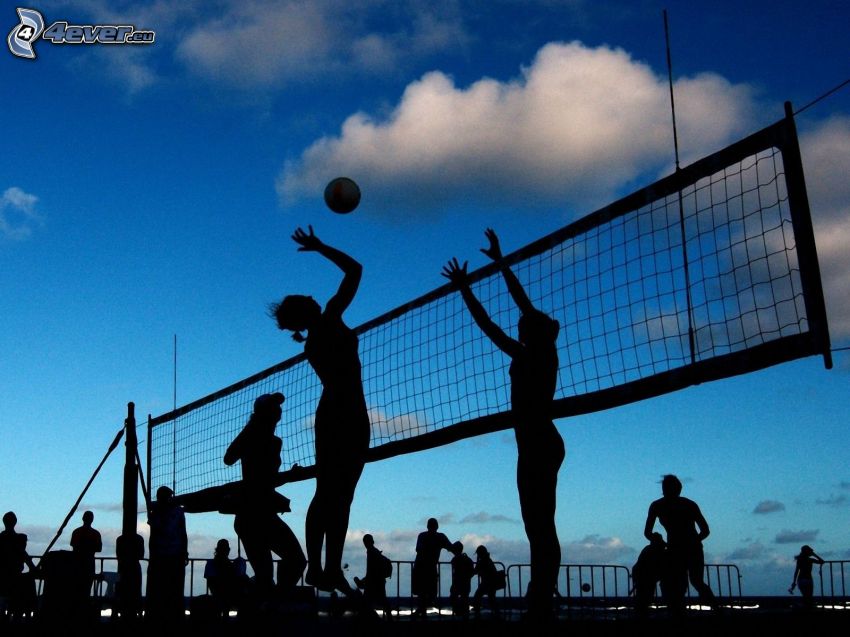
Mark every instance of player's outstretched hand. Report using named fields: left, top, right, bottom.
left=480, top=228, right=502, bottom=261
left=442, top=257, right=469, bottom=286
left=292, top=225, right=323, bottom=251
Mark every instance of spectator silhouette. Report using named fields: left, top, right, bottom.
left=472, top=545, right=502, bottom=616
left=790, top=544, right=824, bottom=610
left=643, top=474, right=716, bottom=615
left=203, top=539, right=249, bottom=617
left=0, top=511, right=38, bottom=620
left=353, top=534, right=392, bottom=618
left=70, top=510, right=102, bottom=602
left=271, top=226, right=370, bottom=596
left=449, top=541, right=474, bottom=617
left=146, top=485, right=188, bottom=624
left=224, top=392, right=306, bottom=599
left=412, top=518, right=452, bottom=616
left=443, top=228, right=564, bottom=619
left=631, top=531, right=667, bottom=618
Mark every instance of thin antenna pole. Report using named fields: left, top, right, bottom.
left=663, top=9, right=696, bottom=365
left=172, top=334, right=177, bottom=493
left=173, top=334, right=177, bottom=411
left=663, top=9, right=681, bottom=170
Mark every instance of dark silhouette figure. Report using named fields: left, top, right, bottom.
left=115, top=531, right=144, bottom=621
left=631, top=531, right=668, bottom=618
left=449, top=541, right=474, bottom=617
left=472, top=545, right=503, bottom=616
left=0, top=511, right=38, bottom=620
left=271, top=226, right=370, bottom=596
left=353, top=534, right=393, bottom=618
left=790, top=544, right=824, bottom=609
left=203, top=539, right=249, bottom=617
left=644, top=474, right=716, bottom=615
left=146, top=485, right=188, bottom=624
left=70, top=510, right=102, bottom=602
left=224, top=392, right=307, bottom=598
left=411, top=518, right=452, bottom=616
left=443, top=228, right=564, bottom=619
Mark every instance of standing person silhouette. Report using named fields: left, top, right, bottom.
left=352, top=534, right=393, bottom=618
left=0, top=511, right=38, bottom=620
left=442, top=228, right=565, bottom=620
left=789, top=544, right=824, bottom=609
left=471, top=545, right=502, bottom=616
left=643, top=474, right=716, bottom=615
left=271, top=225, right=370, bottom=596
left=203, top=539, right=249, bottom=616
left=146, top=486, right=188, bottom=624
left=70, top=510, right=102, bottom=603
left=224, top=392, right=306, bottom=599
left=411, top=518, right=452, bottom=616
left=449, top=541, right=474, bottom=617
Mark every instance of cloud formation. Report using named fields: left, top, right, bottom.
left=753, top=500, right=785, bottom=514
left=799, top=116, right=850, bottom=341
left=815, top=494, right=848, bottom=507
left=774, top=529, right=818, bottom=544
left=563, top=534, right=632, bottom=564
left=176, top=1, right=467, bottom=88
left=457, top=511, right=519, bottom=525
left=278, top=41, right=756, bottom=213
left=1, top=187, right=41, bottom=240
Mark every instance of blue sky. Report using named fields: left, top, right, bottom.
left=2, top=0, right=848, bottom=598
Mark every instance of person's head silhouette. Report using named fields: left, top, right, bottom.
left=271, top=295, right=322, bottom=341
left=661, top=474, right=682, bottom=498
left=215, top=539, right=230, bottom=557
left=363, top=534, right=374, bottom=549
left=252, top=392, right=285, bottom=426
left=82, top=511, right=94, bottom=526
left=427, top=518, right=439, bottom=532
left=2, top=511, right=16, bottom=530
left=518, top=309, right=560, bottom=346
left=156, top=485, right=174, bottom=503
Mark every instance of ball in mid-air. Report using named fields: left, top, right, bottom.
left=581, top=583, right=591, bottom=593
left=324, top=177, right=361, bottom=214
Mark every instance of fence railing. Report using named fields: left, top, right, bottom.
left=15, top=556, right=847, bottom=618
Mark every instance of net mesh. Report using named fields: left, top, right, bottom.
left=149, top=116, right=829, bottom=498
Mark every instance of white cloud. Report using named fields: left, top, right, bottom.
left=1, top=187, right=41, bottom=240
left=277, top=41, right=756, bottom=213
left=800, top=116, right=850, bottom=342
left=175, top=1, right=467, bottom=89
left=563, top=533, right=632, bottom=564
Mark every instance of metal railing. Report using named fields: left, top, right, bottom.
left=12, top=556, right=847, bottom=619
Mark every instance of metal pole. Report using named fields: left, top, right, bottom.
left=116, top=402, right=144, bottom=618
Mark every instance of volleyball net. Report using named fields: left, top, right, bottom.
left=149, top=108, right=831, bottom=510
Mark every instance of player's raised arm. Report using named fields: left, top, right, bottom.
left=292, top=225, right=362, bottom=317
left=480, top=228, right=535, bottom=315
left=442, top=257, right=519, bottom=357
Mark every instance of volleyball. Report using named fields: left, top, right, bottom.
left=324, top=177, right=361, bottom=214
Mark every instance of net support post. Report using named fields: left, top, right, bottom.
left=782, top=101, right=833, bottom=369
left=116, top=402, right=144, bottom=617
